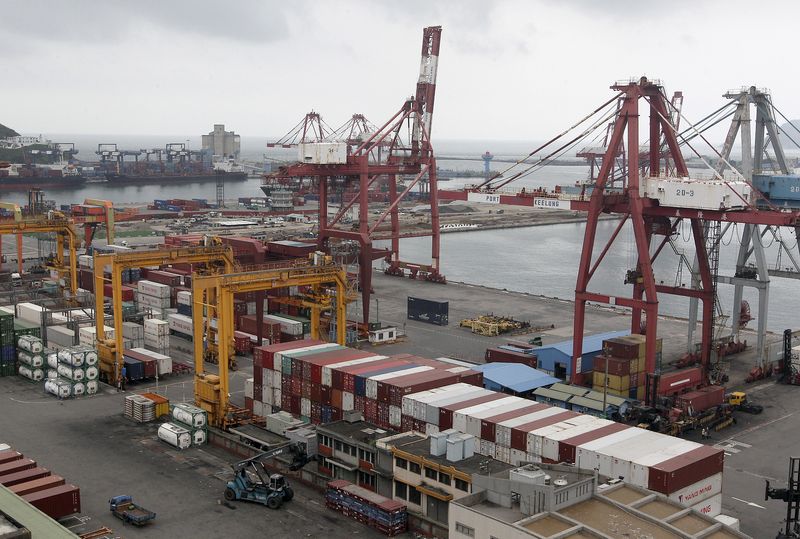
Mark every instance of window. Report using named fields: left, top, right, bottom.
left=409, top=486, right=421, bottom=505
left=455, top=522, right=475, bottom=537
left=358, top=470, right=376, bottom=488
left=340, top=443, right=356, bottom=457
left=395, top=457, right=407, bottom=470
left=409, top=462, right=421, bottom=475
left=334, top=440, right=343, bottom=451
left=395, top=481, right=407, bottom=499
left=425, top=466, right=437, bottom=480
left=455, top=478, right=469, bottom=492
left=438, top=472, right=451, bottom=486
left=318, top=434, right=332, bottom=448
left=358, top=448, right=375, bottom=464
left=388, top=331, right=395, bottom=338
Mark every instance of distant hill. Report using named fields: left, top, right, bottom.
left=779, top=121, right=800, bottom=150
left=0, top=123, right=19, bottom=138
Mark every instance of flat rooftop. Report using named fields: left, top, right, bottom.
left=316, top=419, right=394, bottom=446
left=389, top=435, right=514, bottom=476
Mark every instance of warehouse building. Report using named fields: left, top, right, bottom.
left=473, top=362, right=560, bottom=397
left=534, top=330, right=629, bottom=379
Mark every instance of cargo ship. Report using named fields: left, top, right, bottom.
left=104, top=169, right=247, bottom=184
left=0, top=163, right=86, bottom=190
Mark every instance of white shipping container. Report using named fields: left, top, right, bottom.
left=264, top=314, right=303, bottom=336
left=78, top=254, right=93, bottom=268
left=301, top=398, right=311, bottom=417
left=401, top=384, right=468, bottom=418
left=45, top=378, right=71, bottom=398
left=16, top=303, right=44, bottom=324
left=541, top=420, right=613, bottom=462
left=668, top=472, right=723, bottom=507
left=452, top=396, right=518, bottom=434
left=478, top=439, right=496, bottom=457
left=574, top=428, right=644, bottom=470
left=714, top=515, right=740, bottom=531
left=262, top=387, right=273, bottom=406
left=273, top=388, right=281, bottom=406
left=321, top=356, right=386, bottom=387
left=466, top=398, right=530, bottom=437
left=79, top=326, right=115, bottom=346
left=137, top=280, right=171, bottom=298
left=168, top=313, right=193, bottom=335
left=510, top=448, right=528, bottom=466
left=425, top=423, right=439, bottom=436
left=144, top=319, right=169, bottom=336
left=642, top=177, right=751, bottom=210
left=389, top=405, right=402, bottom=427
left=262, top=369, right=271, bottom=389
left=122, top=321, right=145, bottom=340
left=690, top=492, right=722, bottom=518
left=630, top=440, right=701, bottom=488
left=274, top=343, right=340, bottom=370
left=494, top=445, right=511, bottom=464
left=527, top=423, right=567, bottom=455
left=253, top=400, right=264, bottom=417
left=596, top=431, right=665, bottom=480
left=495, top=408, right=565, bottom=449
left=342, top=391, right=354, bottom=411
left=158, top=423, right=191, bottom=450
left=177, top=290, right=192, bottom=306
left=84, top=366, right=99, bottom=381
left=44, top=326, right=75, bottom=347
left=424, top=387, right=493, bottom=425
left=298, top=142, right=348, bottom=165
left=245, top=378, right=254, bottom=399
left=136, top=291, right=172, bottom=309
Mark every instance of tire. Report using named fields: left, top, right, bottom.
left=283, top=487, right=294, bottom=502
left=267, top=495, right=282, bottom=510
left=224, top=488, right=236, bottom=501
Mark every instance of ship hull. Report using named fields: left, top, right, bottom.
left=0, top=176, right=87, bottom=190
left=105, top=171, right=248, bottom=184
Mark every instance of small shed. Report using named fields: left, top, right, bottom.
left=533, top=330, right=629, bottom=379
left=368, top=327, right=398, bottom=344
left=532, top=387, right=573, bottom=408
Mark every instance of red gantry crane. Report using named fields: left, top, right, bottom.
left=268, top=26, right=445, bottom=325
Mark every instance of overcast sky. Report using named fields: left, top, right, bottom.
left=4, top=0, right=800, bottom=143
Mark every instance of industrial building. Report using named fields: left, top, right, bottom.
left=201, top=124, right=241, bottom=158
left=473, top=362, right=560, bottom=397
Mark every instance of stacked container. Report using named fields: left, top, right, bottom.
left=0, top=309, right=16, bottom=377
left=253, top=340, right=483, bottom=429
left=325, top=480, right=407, bottom=537
left=170, top=403, right=208, bottom=446
left=167, top=313, right=193, bottom=340
left=136, top=280, right=172, bottom=320
left=45, top=345, right=100, bottom=396
left=593, top=334, right=663, bottom=399
left=122, top=322, right=145, bottom=349
left=176, top=290, right=192, bottom=317
left=17, top=335, right=44, bottom=382
left=144, top=318, right=169, bottom=355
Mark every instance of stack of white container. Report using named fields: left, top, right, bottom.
left=17, top=335, right=45, bottom=382
left=144, top=319, right=169, bottom=355
left=161, top=403, right=207, bottom=447
left=136, top=280, right=172, bottom=320
left=44, top=345, right=100, bottom=397
left=79, top=325, right=115, bottom=346
left=125, top=394, right=156, bottom=422
left=122, top=322, right=145, bottom=349
left=45, top=326, right=77, bottom=349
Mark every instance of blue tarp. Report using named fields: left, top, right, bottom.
left=474, top=362, right=561, bottom=393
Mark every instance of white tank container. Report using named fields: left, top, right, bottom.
left=45, top=378, right=71, bottom=398
left=58, top=349, right=84, bottom=367
left=158, top=422, right=191, bottom=449
left=17, top=335, right=43, bottom=353
left=17, top=351, right=44, bottom=368
left=85, top=380, right=99, bottom=395
left=83, top=366, right=99, bottom=381
left=172, top=403, right=207, bottom=428
left=18, top=365, right=44, bottom=381
left=71, top=382, right=85, bottom=396
left=57, top=363, right=84, bottom=381
left=192, top=429, right=207, bottom=445
left=46, top=369, right=58, bottom=379
left=82, top=348, right=98, bottom=366
left=46, top=352, right=59, bottom=369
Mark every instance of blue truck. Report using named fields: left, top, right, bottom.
left=109, top=495, right=156, bottom=526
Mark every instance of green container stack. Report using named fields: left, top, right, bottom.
left=0, top=311, right=15, bottom=377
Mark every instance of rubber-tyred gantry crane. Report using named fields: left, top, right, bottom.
left=268, top=26, right=445, bottom=325
left=570, top=77, right=800, bottom=403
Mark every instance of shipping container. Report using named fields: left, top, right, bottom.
left=648, top=445, right=724, bottom=495
left=657, top=367, right=704, bottom=396
left=480, top=403, right=544, bottom=442
left=510, top=410, right=578, bottom=452
left=0, top=450, right=23, bottom=466
left=9, top=475, right=65, bottom=496
left=407, top=296, right=448, bottom=326
left=0, top=467, right=52, bottom=487
left=557, top=422, right=629, bottom=464
left=22, top=484, right=81, bottom=519
left=439, top=392, right=507, bottom=430
left=0, top=458, right=36, bottom=477
left=674, top=385, right=725, bottom=414
left=484, top=347, right=537, bottom=368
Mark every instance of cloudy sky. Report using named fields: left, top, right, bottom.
left=4, top=0, right=800, bottom=143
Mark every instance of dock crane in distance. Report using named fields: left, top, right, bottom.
left=73, top=198, right=115, bottom=248
left=223, top=441, right=312, bottom=509
left=766, top=457, right=800, bottom=538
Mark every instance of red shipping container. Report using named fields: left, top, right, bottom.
left=9, top=475, right=65, bottom=496
left=457, top=370, right=484, bottom=387
left=365, top=399, right=378, bottom=423
left=593, top=355, right=637, bottom=377
left=140, top=358, right=157, bottom=378
left=331, top=389, right=343, bottom=409
left=603, top=337, right=642, bottom=360
left=290, top=377, right=302, bottom=396
left=253, top=365, right=263, bottom=387
left=354, top=395, right=366, bottom=413
left=23, top=484, right=80, bottom=520
left=301, top=380, right=312, bottom=398
left=386, top=370, right=461, bottom=407
left=439, top=393, right=506, bottom=430
left=675, top=385, right=725, bottom=414
left=510, top=411, right=578, bottom=452
left=648, top=446, right=724, bottom=495
left=311, top=384, right=322, bottom=403
left=484, top=348, right=537, bottom=368
left=0, top=450, right=23, bottom=466
left=658, top=367, right=703, bottom=396
left=281, top=393, right=291, bottom=410
left=480, top=404, right=546, bottom=443
left=0, top=458, right=36, bottom=477
left=377, top=402, right=390, bottom=429
left=290, top=396, right=301, bottom=415
left=253, top=383, right=262, bottom=403
left=0, top=467, right=51, bottom=487
left=558, top=422, right=629, bottom=464
left=311, top=402, right=322, bottom=423
left=281, top=374, right=291, bottom=393
left=103, top=283, right=135, bottom=301
left=401, top=414, right=413, bottom=431
left=245, top=397, right=253, bottom=413
left=145, top=270, right=182, bottom=287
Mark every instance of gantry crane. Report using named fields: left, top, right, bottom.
left=93, top=245, right=236, bottom=384
left=72, top=198, right=115, bottom=248
left=268, top=26, right=445, bottom=325
left=191, top=259, right=348, bottom=427
left=0, top=207, right=78, bottom=292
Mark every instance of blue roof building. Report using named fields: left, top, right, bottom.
left=473, top=362, right=560, bottom=397
left=534, top=330, right=630, bottom=379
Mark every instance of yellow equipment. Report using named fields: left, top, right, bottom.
left=459, top=314, right=530, bottom=336
left=81, top=198, right=115, bottom=246
left=94, top=245, right=236, bottom=384
left=727, top=391, right=747, bottom=406
left=191, top=259, right=349, bottom=428
left=0, top=212, right=78, bottom=292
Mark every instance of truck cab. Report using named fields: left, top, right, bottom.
left=10, top=272, right=21, bottom=287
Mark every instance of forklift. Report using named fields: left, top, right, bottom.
left=223, top=442, right=312, bottom=510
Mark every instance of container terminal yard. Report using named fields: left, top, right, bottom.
left=2, top=21, right=800, bottom=539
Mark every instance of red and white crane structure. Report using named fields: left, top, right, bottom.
left=268, top=26, right=445, bottom=325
